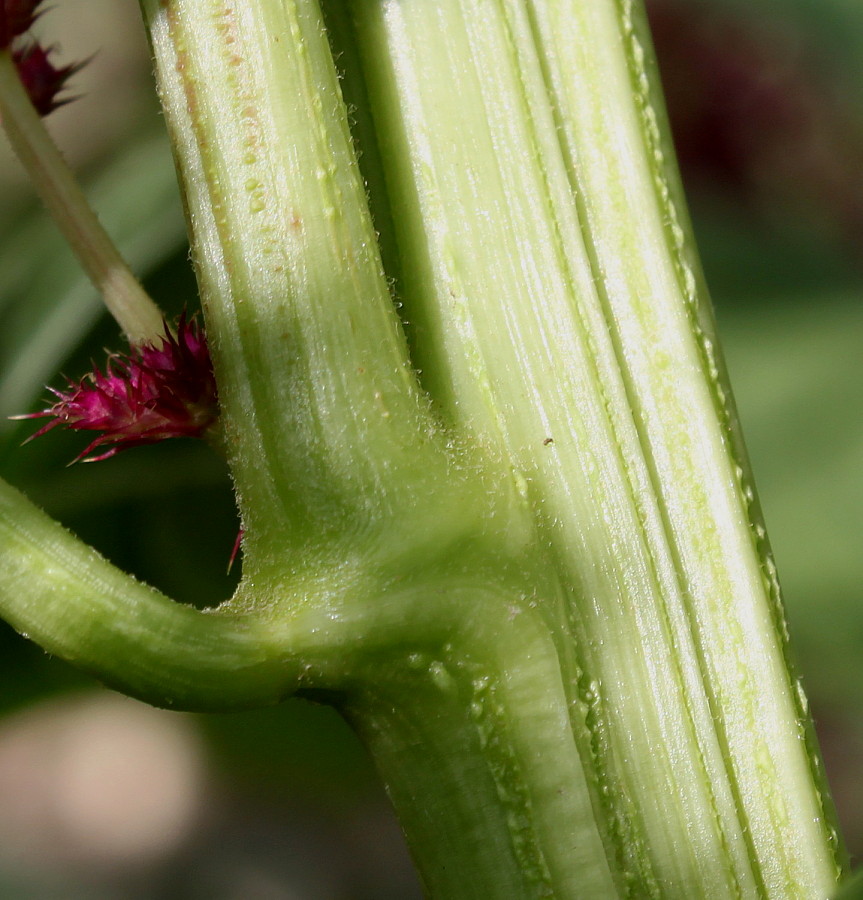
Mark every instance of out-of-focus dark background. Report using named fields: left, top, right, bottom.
left=0, top=0, right=862, bottom=895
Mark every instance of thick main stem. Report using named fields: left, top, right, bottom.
left=345, top=607, right=621, bottom=900
left=0, top=0, right=833, bottom=896
left=525, top=3, right=842, bottom=891
left=0, top=0, right=845, bottom=894
left=342, top=0, right=844, bottom=894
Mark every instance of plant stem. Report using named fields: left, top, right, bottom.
left=527, top=1, right=843, bottom=890
left=0, top=476, right=290, bottom=709
left=0, top=51, right=164, bottom=344
left=327, top=0, right=845, bottom=894
left=345, top=608, right=621, bottom=899
left=140, top=0, right=469, bottom=568
left=0, top=0, right=846, bottom=896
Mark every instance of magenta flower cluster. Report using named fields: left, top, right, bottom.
left=22, top=315, right=220, bottom=462
left=1, top=0, right=81, bottom=115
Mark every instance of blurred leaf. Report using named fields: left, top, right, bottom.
left=199, top=700, right=382, bottom=808
left=694, top=202, right=861, bottom=308
left=834, top=869, right=863, bottom=900
left=699, top=0, right=863, bottom=68
left=722, top=294, right=863, bottom=708
left=0, top=128, right=186, bottom=430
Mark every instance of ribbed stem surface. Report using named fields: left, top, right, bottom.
left=0, top=1, right=844, bottom=897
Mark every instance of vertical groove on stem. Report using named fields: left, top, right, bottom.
left=143, top=0, right=454, bottom=568
left=521, top=0, right=843, bottom=892
left=347, top=0, right=843, bottom=894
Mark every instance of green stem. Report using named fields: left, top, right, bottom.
left=345, top=0, right=843, bottom=894
left=0, top=52, right=164, bottom=344
left=527, top=2, right=842, bottom=890
left=0, top=0, right=846, bottom=896
left=141, top=0, right=462, bottom=567
left=0, top=474, right=515, bottom=711
left=0, top=477, right=290, bottom=709
left=346, top=609, right=620, bottom=899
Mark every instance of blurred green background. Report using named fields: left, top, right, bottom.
left=0, top=0, right=862, bottom=895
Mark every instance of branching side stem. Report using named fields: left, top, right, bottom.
left=0, top=52, right=164, bottom=343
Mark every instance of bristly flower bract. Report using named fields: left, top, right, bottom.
left=0, top=0, right=44, bottom=47
left=2, top=1, right=84, bottom=115
left=11, top=43, right=83, bottom=115
left=19, top=315, right=220, bottom=462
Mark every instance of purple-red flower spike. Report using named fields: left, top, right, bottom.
left=0, top=0, right=44, bottom=47
left=11, top=44, right=83, bottom=116
left=2, top=1, right=84, bottom=117
left=19, top=315, right=220, bottom=462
